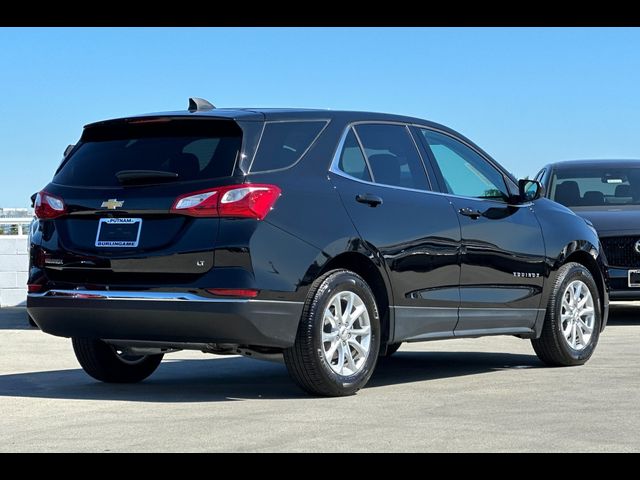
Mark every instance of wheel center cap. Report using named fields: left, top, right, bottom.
left=339, top=327, right=349, bottom=341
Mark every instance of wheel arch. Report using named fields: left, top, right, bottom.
left=319, top=251, right=394, bottom=347
left=537, top=237, right=609, bottom=336
left=563, top=250, right=608, bottom=332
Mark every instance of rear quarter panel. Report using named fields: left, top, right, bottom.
left=246, top=120, right=367, bottom=302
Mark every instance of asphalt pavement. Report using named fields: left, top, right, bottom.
left=1, top=304, right=639, bottom=452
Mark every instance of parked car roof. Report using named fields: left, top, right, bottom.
left=548, top=159, right=640, bottom=170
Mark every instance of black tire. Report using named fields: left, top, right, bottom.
left=381, top=342, right=402, bottom=357
left=284, top=269, right=381, bottom=396
left=532, top=262, right=602, bottom=366
left=72, top=338, right=163, bottom=383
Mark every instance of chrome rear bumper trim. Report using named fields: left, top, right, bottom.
left=28, top=289, right=302, bottom=304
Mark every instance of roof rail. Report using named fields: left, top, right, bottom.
left=188, top=97, right=215, bottom=112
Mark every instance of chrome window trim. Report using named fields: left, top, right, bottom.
left=247, top=118, right=331, bottom=174
left=330, top=121, right=434, bottom=193
left=331, top=167, right=448, bottom=197
left=29, top=289, right=303, bottom=304
left=329, top=121, right=532, bottom=208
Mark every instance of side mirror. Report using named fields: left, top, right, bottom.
left=63, top=144, right=75, bottom=158
left=518, top=179, right=544, bottom=202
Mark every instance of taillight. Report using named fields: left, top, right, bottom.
left=171, top=189, right=219, bottom=217
left=171, top=184, right=281, bottom=220
left=34, top=191, right=66, bottom=219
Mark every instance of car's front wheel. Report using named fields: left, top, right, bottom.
left=532, top=262, right=602, bottom=366
left=72, top=338, right=163, bottom=383
left=284, top=269, right=381, bottom=396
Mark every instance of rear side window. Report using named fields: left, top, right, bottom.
left=250, top=121, right=327, bottom=172
left=354, top=124, right=429, bottom=190
left=54, top=119, right=242, bottom=187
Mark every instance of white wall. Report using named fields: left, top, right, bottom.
left=0, top=236, right=28, bottom=307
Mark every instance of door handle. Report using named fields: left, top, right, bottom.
left=356, top=194, right=383, bottom=207
left=458, top=207, right=483, bottom=219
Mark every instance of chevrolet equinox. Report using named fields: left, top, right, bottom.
left=27, top=98, right=609, bottom=396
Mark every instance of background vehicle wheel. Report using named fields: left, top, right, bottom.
left=381, top=342, right=402, bottom=357
left=532, top=262, right=601, bottom=366
left=284, top=269, right=381, bottom=397
left=72, top=338, right=163, bottom=383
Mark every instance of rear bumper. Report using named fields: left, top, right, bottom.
left=27, top=290, right=303, bottom=348
left=609, top=290, right=640, bottom=301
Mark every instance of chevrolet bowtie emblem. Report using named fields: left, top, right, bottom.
left=101, top=199, right=124, bottom=210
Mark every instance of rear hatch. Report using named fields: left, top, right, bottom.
left=37, top=117, right=247, bottom=284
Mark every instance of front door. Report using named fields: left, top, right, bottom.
left=330, top=123, right=461, bottom=341
left=419, top=128, right=547, bottom=335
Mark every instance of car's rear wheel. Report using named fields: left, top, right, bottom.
left=284, top=269, right=381, bottom=396
left=72, top=338, right=163, bottom=383
left=532, top=262, right=601, bottom=366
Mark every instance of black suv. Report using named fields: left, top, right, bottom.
left=536, top=159, right=640, bottom=300
left=28, top=99, right=609, bottom=396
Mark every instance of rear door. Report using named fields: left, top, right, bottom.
left=418, top=128, right=546, bottom=335
left=39, top=118, right=245, bottom=283
left=329, top=123, right=461, bottom=342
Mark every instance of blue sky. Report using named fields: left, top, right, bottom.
left=1, top=27, right=640, bottom=206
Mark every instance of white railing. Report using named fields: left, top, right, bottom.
left=0, top=217, right=32, bottom=236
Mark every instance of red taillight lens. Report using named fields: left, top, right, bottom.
left=171, top=184, right=281, bottom=220
left=34, top=191, right=66, bottom=219
left=28, top=284, right=43, bottom=293
left=206, top=288, right=259, bottom=298
left=218, top=185, right=281, bottom=220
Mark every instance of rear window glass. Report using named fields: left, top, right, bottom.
left=250, top=121, right=327, bottom=172
left=53, top=119, right=242, bottom=187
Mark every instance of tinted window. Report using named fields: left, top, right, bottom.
left=421, top=129, right=508, bottom=200
left=54, top=120, right=242, bottom=187
left=550, top=166, right=640, bottom=206
left=337, top=129, right=371, bottom=181
left=354, top=124, right=429, bottom=190
left=250, top=121, right=327, bottom=172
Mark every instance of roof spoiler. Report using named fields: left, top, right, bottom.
left=188, top=97, right=215, bottom=112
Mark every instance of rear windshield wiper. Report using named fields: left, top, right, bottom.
left=115, top=170, right=179, bottom=186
